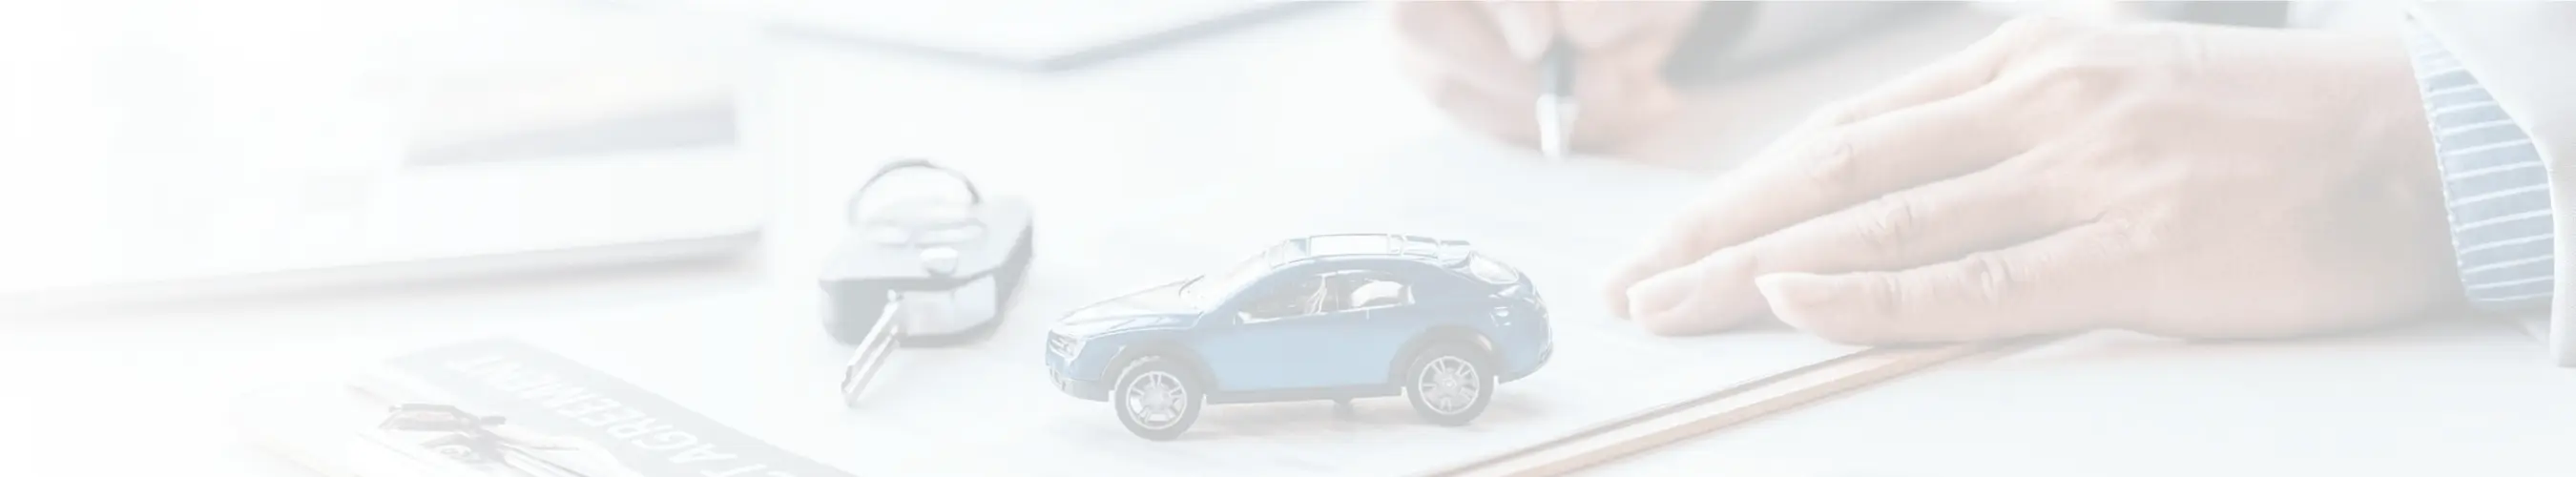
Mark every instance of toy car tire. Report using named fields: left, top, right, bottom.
left=1111, top=355, right=1201, bottom=441
left=1403, top=342, right=1495, bottom=426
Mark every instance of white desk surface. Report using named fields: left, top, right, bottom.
left=3, top=4, right=2566, bottom=476
left=1595, top=318, right=2576, bottom=477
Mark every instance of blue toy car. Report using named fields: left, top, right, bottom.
left=1042, top=234, right=1552, bottom=440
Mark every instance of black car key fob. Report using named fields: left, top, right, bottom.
left=817, top=158, right=1034, bottom=346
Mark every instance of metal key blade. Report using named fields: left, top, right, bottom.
left=840, top=298, right=905, bottom=407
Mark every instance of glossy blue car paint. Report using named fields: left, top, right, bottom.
left=1042, top=234, right=1551, bottom=404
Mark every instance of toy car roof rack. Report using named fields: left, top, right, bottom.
left=1288, top=233, right=1471, bottom=266
left=1389, top=234, right=1472, bottom=266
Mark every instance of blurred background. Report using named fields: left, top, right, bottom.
left=0, top=1, right=2436, bottom=475
left=0, top=0, right=1401, bottom=312
left=0, top=0, right=2398, bottom=312
left=0, top=0, right=766, bottom=308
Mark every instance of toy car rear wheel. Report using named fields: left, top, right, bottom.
left=1404, top=342, right=1494, bottom=426
left=1112, top=355, right=1201, bottom=441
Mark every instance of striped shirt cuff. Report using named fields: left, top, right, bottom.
left=2404, top=19, right=2556, bottom=311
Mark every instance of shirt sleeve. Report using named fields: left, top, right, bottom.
left=2403, top=18, right=2556, bottom=311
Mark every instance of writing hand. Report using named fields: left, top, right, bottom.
left=1603, top=16, right=2458, bottom=343
left=1389, top=2, right=1704, bottom=151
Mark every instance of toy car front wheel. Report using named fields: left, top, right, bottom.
left=1112, top=355, right=1201, bottom=441
left=1404, top=342, right=1494, bottom=426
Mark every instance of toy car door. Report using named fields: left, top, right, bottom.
left=1194, top=267, right=1348, bottom=392
left=1314, top=268, right=1425, bottom=386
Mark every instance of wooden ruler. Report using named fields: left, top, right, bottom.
left=1419, top=339, right=2046, bottom=477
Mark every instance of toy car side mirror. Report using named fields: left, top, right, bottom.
left=1219, top=299, right=1269, bottom=323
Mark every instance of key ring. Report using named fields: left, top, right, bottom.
left=819, top=158, right=1036, bottom=406
left=845, top=158, right=985, bottom=227
left=845, top=159, right=992, bottom=253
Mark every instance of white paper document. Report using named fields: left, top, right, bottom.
left=274, top=143, right=1866, bottom=476
left=227, top=6, right=2044, bottom=475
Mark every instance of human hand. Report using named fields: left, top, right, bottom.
left=1601, top=16, right=2457, bottom=343
left=1390, top=1, right=1706, bottom=151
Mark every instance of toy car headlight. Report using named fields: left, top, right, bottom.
left=1048, top=330, right=1090, bottom=358
left=1061, top=335, right=1088, bottom=357
left=1053, top=316, right=1131, bottom=338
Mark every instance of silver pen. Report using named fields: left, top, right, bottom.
left=1536, top=39, right=1578, bottom=159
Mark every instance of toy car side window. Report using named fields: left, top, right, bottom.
left=1322, top=270, right=1412, bottom=312
left=1238, top=273, right=1325, bottom=323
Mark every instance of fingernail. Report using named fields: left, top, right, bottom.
left=1754, top=273, right=1835, bottom=309
left=1600, top=260, right=1667, bottom=318
left=1602, top=279, right=1638, bottom=318
left=1625, top=271, right=1693, bottom=318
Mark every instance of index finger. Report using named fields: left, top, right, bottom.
left=1596, top=18, right=2060, bottom=319
left=1802, top=15, right=2064, bottom=127
left=1602, top=81, right=2033, bottom=318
